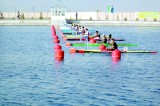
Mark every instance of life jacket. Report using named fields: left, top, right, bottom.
left=82, top=29, right=85, bottom=35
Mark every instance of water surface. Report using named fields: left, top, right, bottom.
left=0, top=26, right=160, bottom=106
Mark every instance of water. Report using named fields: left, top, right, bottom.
left=0, top=26, right=160, bottom=106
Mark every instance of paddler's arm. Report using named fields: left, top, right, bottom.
left=108, top=42, right=111, bottom=46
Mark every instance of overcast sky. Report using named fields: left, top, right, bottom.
left=0, top=0, right=160, bottom=12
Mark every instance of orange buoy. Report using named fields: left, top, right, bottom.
left=98, top=44, right=106, bottom=51
left=54, top=39, right=60, bottom=43
left=70, top=48, right=76, bottom=53
left=63, top=37, right=67, bottom=41
left=55, top=49, right=64, bottom=61
left=90, top=39, right=96, bottom=44
left=112, top=49, right=121, bottom=59
left=62, top=35, right=65, bottom=38
left=54, top=44, right=62, bottom=50
left=66, top=43, right=71, bottom=46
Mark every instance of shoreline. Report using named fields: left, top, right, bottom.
left=0, top=20, right=50, bottom=26
left=0, top=19, right=160, bottom=27
left=67, top=20, right=160, bottom=27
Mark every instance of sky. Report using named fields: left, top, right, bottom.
left=0, top=0, right=160, bottom=12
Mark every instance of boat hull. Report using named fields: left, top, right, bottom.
left=72, top=49, right=157, bottom=53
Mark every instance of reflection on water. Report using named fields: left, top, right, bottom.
left=112, top=57, right=121, bottom=64
left=0, top=26, right=160, bottom=105
left=54, top=59, right=64, bottom=70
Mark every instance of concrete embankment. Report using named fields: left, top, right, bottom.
left=67, top=20, right=160, bottom=27
left=0, top=20, right=160, bottom=27
left=0, top=20, right=50, bottom=26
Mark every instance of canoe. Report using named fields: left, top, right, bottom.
left=59, top=26, right=73, bottom=34
left=67, top=43, right=138, bottom=47
left=61, top=29, right=73, bottom=34
left=64, top=24, right=95, bottom=35
left=65, top=35, right=122, bottom=39
left=71, top=49, right=157, bottom=53
left=66, top=38, right=125, bottom=41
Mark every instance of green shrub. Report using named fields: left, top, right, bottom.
left=90, top=17, right=92, bottom=20
left=40, top=12, right=43, bottom=19
left=124, top=17, right=127, bottom=21
left=136, top=18, right=139, bottom=21
left=117, top=15, right=119, bottom=21
left=105, top=14, right=108, bottom=20
left=154, top=18, right=157, bottom=21
left=105, top=17, right=108, bottom=20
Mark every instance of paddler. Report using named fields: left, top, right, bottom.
left=101, top=34, right=107, bottom=44
left=78, top=26, right=82, bottom=34
left=93, top=31, right=100, bottom=40
left=85, top=28, right=90, bottom=39
left=94, top=31, right=99, bottom=37
left=107, top=38, right=118, bottom=51
left=85, top=28, right=90, bottom=49
left=80, top=26, right=86, bottom=42
left=108, top=34, right=112, bottom=44
left=81, top=27, right=85, bottom=35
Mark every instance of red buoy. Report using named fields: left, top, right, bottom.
left=51, top=26, right=55, bottom=31
left=54, top=39, right=60, bottom=43
left=112, top=49, right=121, bottom=59
left=52, top=31, right=56, bottom=35
left=55, top=49, right=64, bottom=61
left=90, top=39, right=96, bottom=44
left=52, top=32, right=56, bottom=37
left=51, top=28, right=55, bottom=31
left=54, top=44, right=62, bottom=50
left=98, top=44, right=106, bottom=51
left=51, top=27, right=56, bottom=33
left=53, top=35, right=58, bottom=39
left=70, top=48, right=76, bottom=53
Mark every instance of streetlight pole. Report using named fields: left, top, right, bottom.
left=59, top=0, right=62, bottom=16
left=59, top=0, right=61, bottom=8
left=15, top=7, right=17, bottom=19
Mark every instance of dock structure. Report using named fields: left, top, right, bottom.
left=51, top=6, right=66, bottom=25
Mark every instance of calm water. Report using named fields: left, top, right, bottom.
left=0, top=26, right=160, bottom=106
